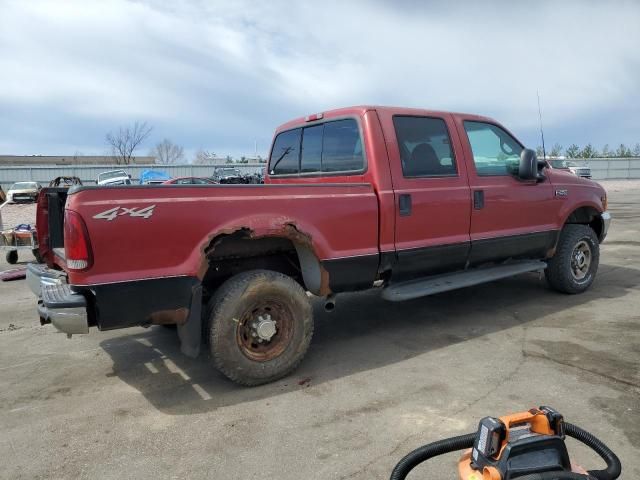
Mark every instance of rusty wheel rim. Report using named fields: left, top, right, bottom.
left=236, top=299, right=294, bottom=362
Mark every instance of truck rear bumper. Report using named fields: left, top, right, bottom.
left=27, top=263, right=89, bottom=335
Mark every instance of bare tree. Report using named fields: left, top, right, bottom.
left=150, top=138, right=184, bottom=164
left=72, top=150, right=84, bottom=164
left=194, top=149, right=217, bottom=165
left=105, top=121, right=153, bottom=165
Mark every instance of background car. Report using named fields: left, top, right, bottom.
left=163, top=177, right=217, bottom=185
left=97, top=169, right=132, bottom=186
left=212, top=167, right=248, bottom=184
left=139, top=169, right=171, bottom=184
left=6, top=181, right=41, bottom=203
left=549, top=159, right=592, bottom=178
left=48, top=176, right=83, bottom=187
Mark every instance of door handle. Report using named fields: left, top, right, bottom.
left=473, top=190, right=484, bottom=209
left=399, top=194, right=412, bottom=216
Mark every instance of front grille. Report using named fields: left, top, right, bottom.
left=13, top=194, right=36, bottom=202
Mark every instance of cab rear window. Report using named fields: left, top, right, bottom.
left=269, top=128, right=301, bottom=175
left=269, top=118, right=364, bottom=176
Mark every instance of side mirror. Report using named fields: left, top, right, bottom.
left=519, top=148, right=538, bottom=180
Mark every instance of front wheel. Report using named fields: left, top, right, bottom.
left=545, top=225, right=599, bottom=294
left=207, top=270, right=313, bottom=386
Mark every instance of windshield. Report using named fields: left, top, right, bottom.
left=98, top=170, right=127, bottom=181
left=219, top=168, right=240, bottom=175
left=10, top=182, right=38, bottom=189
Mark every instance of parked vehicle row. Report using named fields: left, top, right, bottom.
left=1, top=167, right=264, bottom=204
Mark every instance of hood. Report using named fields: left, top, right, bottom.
left=99, top=177, right=129, bottom=185
left=546, top=167, right=606, bottom=196
left=9, top=187, right=38, bottom=193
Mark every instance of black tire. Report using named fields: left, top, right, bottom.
left=6, top=250, right=18, bottom=265
left=207, top=269, right=313, bottom=386
left=545, top=224, right=599, bottom=294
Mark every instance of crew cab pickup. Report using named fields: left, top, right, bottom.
left=27, top=106, right=611, bottom=386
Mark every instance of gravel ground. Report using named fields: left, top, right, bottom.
left=0, top=202, right=37, bottom=230
left=600, top=179, right=640, bottom=192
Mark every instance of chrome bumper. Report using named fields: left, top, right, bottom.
left=26, top=263, right=89, bottom=335
left=601, top=211, right=612, bottom=242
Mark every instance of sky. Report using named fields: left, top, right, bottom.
left=1, top=0, right=639, bottom=160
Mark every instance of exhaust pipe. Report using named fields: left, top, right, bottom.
left=324, top=295, right=336, bottom=312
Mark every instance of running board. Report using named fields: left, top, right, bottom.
left=381, top=260, right=547, bottom=302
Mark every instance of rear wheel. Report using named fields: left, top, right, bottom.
left=207, top=269, right=313, bottom=386
left=545, top=225, right=599, bottom=294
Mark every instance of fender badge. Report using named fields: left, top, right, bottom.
left=555, top=189, right=568, bottom=197
left=93, top=205, right=156, bottom=221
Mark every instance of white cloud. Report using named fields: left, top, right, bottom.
left=0, top=0, right=638, bottom=156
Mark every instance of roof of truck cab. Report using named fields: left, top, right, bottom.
left=274, top=105, right=496, bottom=133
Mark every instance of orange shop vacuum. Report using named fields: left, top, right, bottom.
left=390, top=406, right=621, bottom=480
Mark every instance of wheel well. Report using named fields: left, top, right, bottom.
left=565, top=206, right=602, bottom=240
left=202, top=231, right=301, bottom=293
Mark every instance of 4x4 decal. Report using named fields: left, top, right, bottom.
left=93, top=205, right=156, bottom=221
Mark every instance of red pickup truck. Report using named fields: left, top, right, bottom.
left=27, top=106, right=611, bottom=386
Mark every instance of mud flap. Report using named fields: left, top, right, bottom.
left=177, top=285, right=202, bottom=358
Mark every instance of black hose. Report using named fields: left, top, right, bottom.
left=389, top=432, right=475, bottom=480
left=564, top=422, right=622, bottom=480
left=516, top=472, right=593, bottom=480
left=389, top=422, right=621, bottom=480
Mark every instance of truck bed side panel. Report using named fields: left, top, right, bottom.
left=65, top=184, right=379, bottom=288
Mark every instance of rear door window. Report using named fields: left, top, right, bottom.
left=393, top=116, right=457, bottom=177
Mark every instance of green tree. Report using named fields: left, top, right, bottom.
left=616, top=144, right=631, bottom=157
left=601, top=144, right=612, bottom=158
left=550, top=143, right=563, bottom=157
left=580, top=144, right=598, bottom=158
left=535, top=146, right=544, bottom=158
left=565, top=144, right=580, bottom=158
left=633, top=143, right=640, bottom=157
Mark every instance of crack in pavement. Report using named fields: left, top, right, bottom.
left=522, top=350, right=640, bottom=389
left=339, top=321, right=530, bottom=480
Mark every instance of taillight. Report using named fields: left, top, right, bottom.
left=64, top=210, right=93, bottom=271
